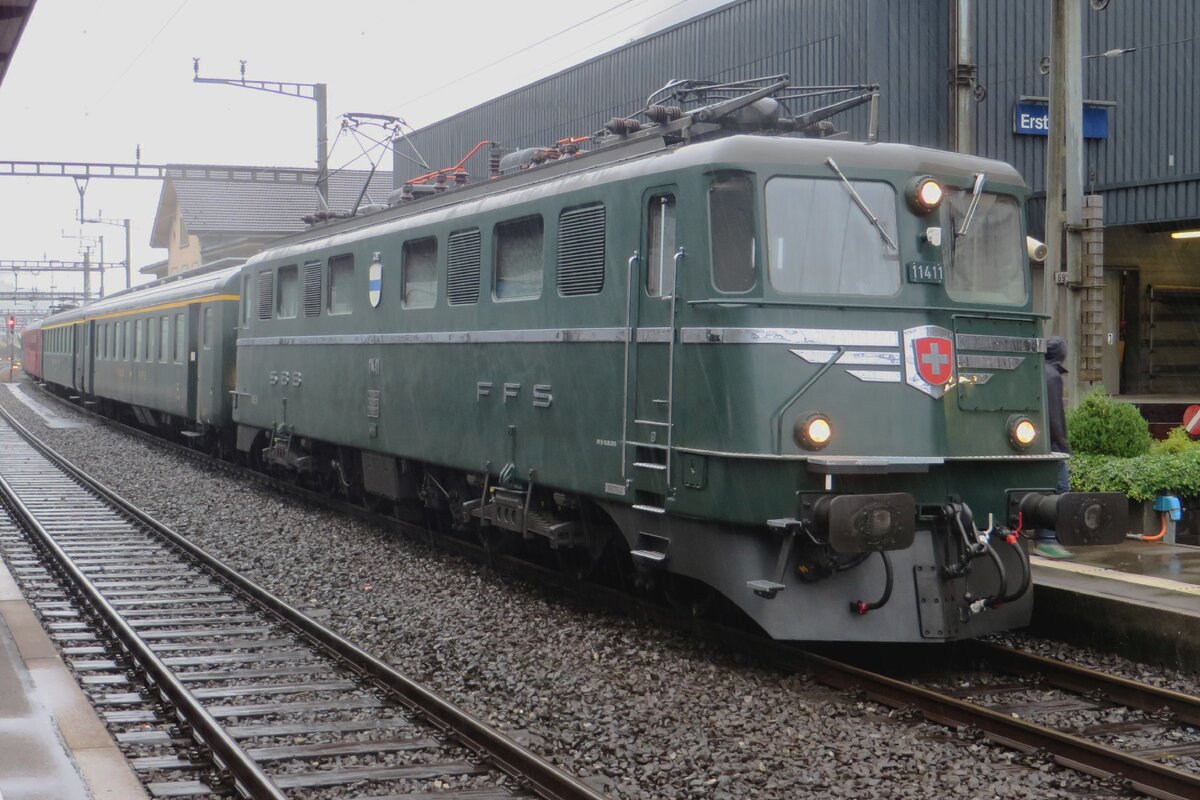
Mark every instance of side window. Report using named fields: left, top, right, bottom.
left=147, top=318, right=156, bottom=363
left=494, top=215, right=543, bottom=300
left=402, top=237, right=437, bottom=309
left=134, top=319, right=144, bottom=362
left=277, top=265, right=298, bottom=319
left=160, top=316, right=169, bottom=362
left=116, top=322, right=123, bottom=360
left=97, top=325, right=105, bottom=360
left=242, top=275, right=251, bottom=328
left=256, top=271, right=273, bottom=320
left=557, top=204, right=606, bottom=296
left=203, top=306, right=214, bottom=350
left=709, top=173, right=757, bottom=293
left=175, top=314, right=185, bottom=363
left=447, top=229, right=481, bottom=305
left=303, top=260, right=323, bottom=317
left=328, top=254, right=354, bottom=315
left=647, top=193, right=677, bottom=297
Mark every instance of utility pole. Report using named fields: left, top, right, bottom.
left=951, top=0, right=976, bottom=154
left=1044, top=0, right=1085, bottom=406
left=193, top=59, right=329, bottom=210
left=73, top=178, right=92, bottom=297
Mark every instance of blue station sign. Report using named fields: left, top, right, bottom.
left=1013, top=102, right=1109, bottom=139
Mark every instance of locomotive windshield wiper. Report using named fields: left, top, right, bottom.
left=824, top=157, right=897, bottom=251
left=955, top=172, right=987, bottom=238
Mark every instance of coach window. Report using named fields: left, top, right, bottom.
left=328, top=254, right=354, bottom=315
left=97, top=325, right=105, bottom=360
left=134, top=320, right=144, bottom=362
left=765, top=177, right=900, bottom=296
left=115, top=322, right=122, bottom=360
left=174, top=314, right=185, bottom=363
left=402, top=237, right=437, bottom=308
left=277, top=265, right=299, bottom=319
left=646, top=193, right=677, bottom=297
left=147, top=319, right=156, bottom=364
left=494, top=216, right=544, bottom=300
left=709, top=172, right=757, bottom=293
left=241, top=275, right=251, bottom=328
left=160, top=316, right=169, bottom=362
left=203, top=307, right=214, bottom=350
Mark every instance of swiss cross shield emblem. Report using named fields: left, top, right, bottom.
left=903, top=325, right=955, bottom=398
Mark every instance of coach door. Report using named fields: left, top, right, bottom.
left=624, top=188, right=683, bottom=508
left=194, top=304, right=214, bottom=422
left=73, top=322, right=90, bottom=393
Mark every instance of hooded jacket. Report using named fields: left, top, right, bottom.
left=1045, top=336, right=1071, bottom=454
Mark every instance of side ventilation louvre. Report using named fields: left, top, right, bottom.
left=302, top=261, right=322, bottom=317
left=256, top=271, right=273, bottom=320
left=447, top=229, right=481, bottom=305
left=557, top=204, right=606, bottom=296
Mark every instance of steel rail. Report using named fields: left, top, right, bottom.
left=0, top=418, right=287, bottom=799
left=20, top=382, right=1198, bottom=799
left=0, top=403, right=609, bottom=800
left=794, top=648, right=1200, bottom=800
left=969, top=641, right=1200, bottom=727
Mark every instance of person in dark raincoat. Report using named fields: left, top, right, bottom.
left=1035, top=336, right=1073, bottom=558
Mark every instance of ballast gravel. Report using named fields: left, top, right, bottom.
left=2, top=381, right=1193, bottom=799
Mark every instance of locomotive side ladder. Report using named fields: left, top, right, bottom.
left=624, top=191, right=683, bottom=540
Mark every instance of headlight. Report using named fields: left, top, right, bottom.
left=795, top=414, right=833, bottom=450
left=1009, top=415, right=1038, bottom=449
left=908, top=176, right=943, bottom=213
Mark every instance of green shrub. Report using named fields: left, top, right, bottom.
left=1066, top=388, right=1152, bottom=457
left=1151, top=426, right=1200, bottom=455
left=1069, top=450, right=1200, bottom=501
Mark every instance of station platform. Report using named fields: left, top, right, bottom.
left=1028, top=539, right=1200, bottom=672
left=0, top=557, right=147, bottom=799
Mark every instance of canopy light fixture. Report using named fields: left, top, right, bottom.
left=1169, top=230, right=1200, bottom=240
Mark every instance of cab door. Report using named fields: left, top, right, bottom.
left=624, top=187, right=683, bottom=507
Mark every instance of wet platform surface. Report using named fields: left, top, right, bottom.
left=1031, top=540, right=1200, bottom=672
left=0, top=558, right=147, bottom=799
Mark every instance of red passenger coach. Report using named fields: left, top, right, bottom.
left=21, top=324, right=41, bottom=380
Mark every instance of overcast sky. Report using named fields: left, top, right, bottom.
left=0, top=0, right=729, bottom=301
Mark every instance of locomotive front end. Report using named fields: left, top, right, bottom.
left=643, top=136, right=1126, bottom=642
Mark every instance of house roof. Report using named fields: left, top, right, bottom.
left=150, top=166, right=394, bottom=247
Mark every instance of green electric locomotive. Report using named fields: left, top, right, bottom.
left=230, top=78, right=1125, bottom=642
left=28, top=78, right=1126, bottom=642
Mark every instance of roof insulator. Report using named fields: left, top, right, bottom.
left=646, top=105, right=683, bottom=125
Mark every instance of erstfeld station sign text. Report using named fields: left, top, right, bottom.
left=1013, top=101, right=1109, bottom=139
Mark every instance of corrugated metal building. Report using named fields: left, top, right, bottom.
left=393, top=0, right=1200, bottom=397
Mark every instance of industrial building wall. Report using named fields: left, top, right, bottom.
left=972, top=0, right=1199, bottom=227
left=397, top=0, right=1198, bottom=231
left=394, top=0, right=951, bottom=184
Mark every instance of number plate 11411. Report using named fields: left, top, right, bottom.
left=907, top=262, right=944, bottom=284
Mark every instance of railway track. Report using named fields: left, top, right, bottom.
left=9, top=381, right=1200, bottom=799
left=0, top=405, right=608, bottom=800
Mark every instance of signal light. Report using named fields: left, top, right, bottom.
left=1009, top=415, right=1038, bottom=449
left=908, top=177, right=943, bottom=213
left=795, top=414, right=833, bottom=450
left=6, top=315, right=14, bottom=332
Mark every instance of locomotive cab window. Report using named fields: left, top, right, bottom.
left=402, top=237, right=437, bottom=308
left=646, top=193, right=677, bottom=297
left=942, top=190, right=1027, bottom=305
left=494, top=215, right=544, bottom=300
left=709, top=172, right=757, bottom=293
left=328, top=254, right=354, bottom=315
left=241, top=276, right=251, bottom=328
left=277, top=265, right=299, bottom=319
left=765, top=177, right=900, bottom=296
